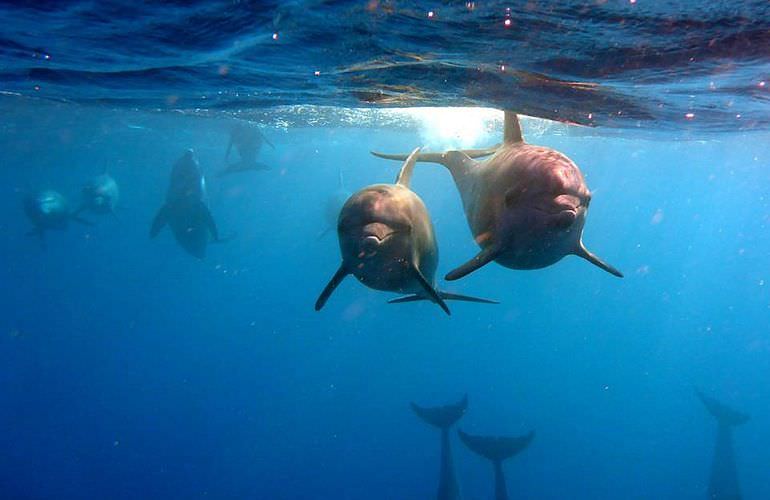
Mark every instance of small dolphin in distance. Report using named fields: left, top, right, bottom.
left=150, top=150, right=226, bottom=259
left=24, top=189, right=92, bottom=247
left=76, top=173, right=119, bottom=216
left=315, top=147, right=496, bottom=315
left=373, top=111, right=622, bottom=281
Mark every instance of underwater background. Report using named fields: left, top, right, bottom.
left=1, top=2, right=769, bottom=499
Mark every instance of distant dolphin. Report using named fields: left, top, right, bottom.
left=373, top=111, right=622, bottom=281
left=697, top=390, right=749, bottom=500
left=77, top=173, right=119, bottom=216
left=318, top=167, right=351, bottom=240
left=412, top=395, right=468, bottom=500
left=150, top=150, right=224, bottom=259
left=219, top=121, right=274, bottom=176
left=24, top=189, right=91, bottom=247
left=458, top=429, right=535, bottom=500
left=315, top=147, right=497, bottom=315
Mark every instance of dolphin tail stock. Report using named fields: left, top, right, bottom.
left=411, top=394, right=468, bottom=429
left=150, top=204, right=170, bottom=238
left=315, top=264, right=348, bottom=311
left=573, top=240, right=623, bottom=278
left=457, top=429, right=535, bottom=463
left=696, top=389, right=750, bottom=427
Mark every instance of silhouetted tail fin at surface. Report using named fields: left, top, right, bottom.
left=458, top=429, right=535, bottom=463
left=697, top=390, right=749, bottom=427
left=411, top=395, right=468, bottom=430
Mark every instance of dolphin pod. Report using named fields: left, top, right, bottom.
left=458, top=429, right=535, bottom=500
left=315, top=147, right=497, bottom=315
left=411, top=395, right=468, bottom=500
left=697, top=390, right=749, bottom=500
left=150, top=149, right=224, bottom=259
left=373, top=111, right=622, bottom=281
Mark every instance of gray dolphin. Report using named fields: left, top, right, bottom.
left=373, top=111, right=622, bottom=281
left=24, top=189, right=91, bottom=247
left=412, top=395, right=468, bottom=500
left=315, top=148, right=497, bottom=315
left=77, top=173, right=119, bottom=216
left=219, top=122, right=274, bottom=176
left=696, top=390, right=749, bottom=500
left=458, top=429, right=535, bottom=500
left=150, top=150, right=223, bottom=259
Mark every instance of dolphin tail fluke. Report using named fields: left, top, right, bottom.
left=150, top=204, right=170, bottom=238
left=697, top=390, right=750, bottom=427
left=315, top=265, right=348, bottom=311
left=445, top=244, right=501, bottom=281
left=574, top=241, right=623, bottom=278
left=439, top=291, right=499, bottom=304
left=411, top=395, right=468, bottom=429
left=458, top=429, right=535, bottom=463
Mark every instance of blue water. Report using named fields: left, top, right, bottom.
left=1, top=2, right=769, bottom=500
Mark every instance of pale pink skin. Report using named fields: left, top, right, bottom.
left=450, top=143, right=591, bottom=269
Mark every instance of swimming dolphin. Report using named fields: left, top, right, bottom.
left=77, top=173, right=119, bottom=216
left=372, top=111, right=622, bottom=281
left=24, top=189, right=91, bottom=247
left=697, top=390, right=749, bottom=500
left=412, top=395, right=468, bottom=500
left=150, top=150, right=223, bottom=259
left=315, top=147, right=496, bottom=315
left=219, top=122, right=274, bottom=176
left=458, top=429, right=535, bottom=500
left=318, top=167, right=352, bottom=240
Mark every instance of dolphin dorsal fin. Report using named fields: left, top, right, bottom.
left=503, top=111, right=524, bottom=144
left=395, top=147, right=422, bottom=187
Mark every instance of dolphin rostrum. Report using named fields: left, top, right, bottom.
left=373, top=111, right=622, bottom=281
left=412, top=395, right=468, bottom=500
left=150, top=150, right=224, bottom=259
left=315, top=147, right=497, bottom=315
left=458, top=429, right=535, bottom=500
left=697, top=390, right=749, bottom=500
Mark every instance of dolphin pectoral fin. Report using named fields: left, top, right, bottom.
left=574, top=241, right=623, bottom=277
left=408, top=266, right=450, bottom=315
left=445, top=245, right=501, bottom=281
left=387, top=294, right=422, bottom=304
left=315, top=265, right=348, bottom=311
left=199, top=203, right=220, bottom=241
left=438, top=291, right=499, bottom=304
left=150, top=204, right=169, bottom=238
